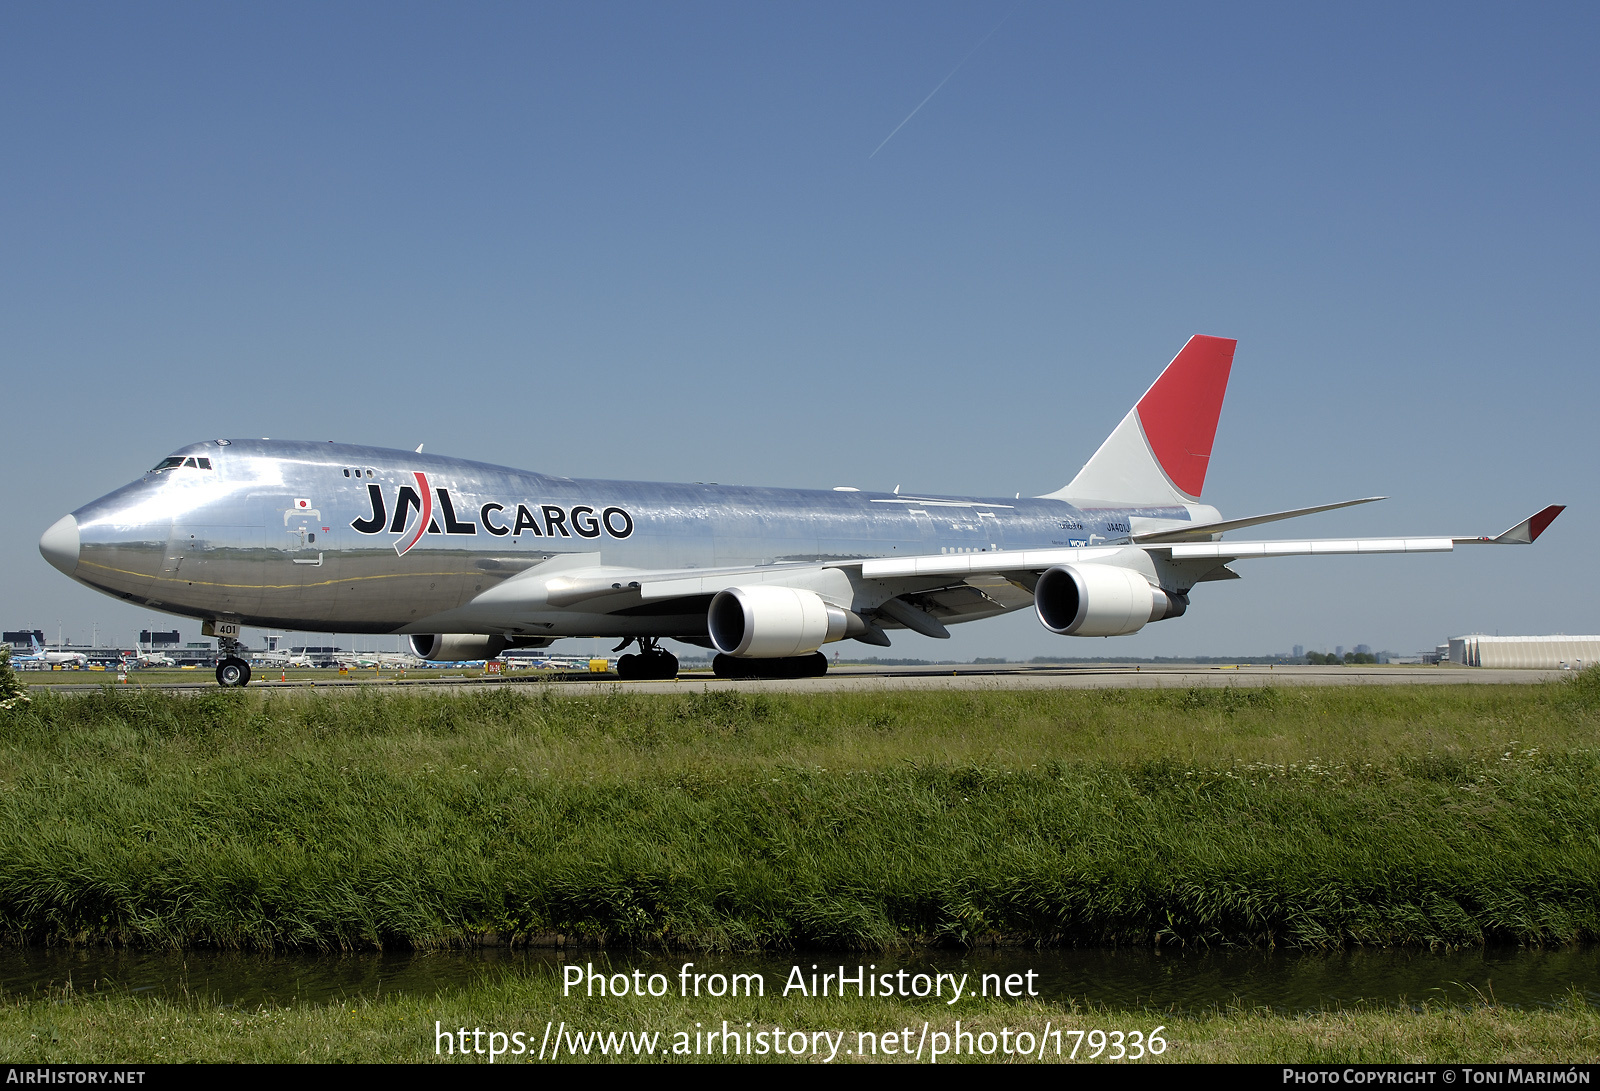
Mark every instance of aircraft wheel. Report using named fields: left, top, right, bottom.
left=776, top=653, right=827, bottom=678
left=711, top=653, right=825, bottom=679
left=645, top=651, right=679, bottom=679
left=216, top=657, right=251, bottom=687
left=616, top=653, right=640, bottom=680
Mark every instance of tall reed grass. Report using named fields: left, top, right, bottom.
left=1, top=675, right=1596, bottom=950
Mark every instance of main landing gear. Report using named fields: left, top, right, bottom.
left=215, top=635, right=252, bottom=687
left=614, top=637, right=679, bottom=681
left=712, top=652, right=828, bottom=679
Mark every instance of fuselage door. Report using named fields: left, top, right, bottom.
left=269, top=495, right=346, bottom=623
left=284, top=503, right=326, bottom=568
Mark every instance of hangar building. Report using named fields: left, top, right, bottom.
left=1448, top=635, right=1600, bottom=669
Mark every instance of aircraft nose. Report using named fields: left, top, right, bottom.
left=39, top=514, right=80, bottom=577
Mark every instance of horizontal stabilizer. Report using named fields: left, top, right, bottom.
left=1132, top=496, right=1387, bottom=544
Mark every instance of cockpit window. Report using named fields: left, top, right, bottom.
left=150, top=455, right=214, bottom=473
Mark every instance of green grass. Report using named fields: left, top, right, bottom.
left=1, top=674, right=1598, bottom=950
left=2, top=971, right=1596, bottom=1063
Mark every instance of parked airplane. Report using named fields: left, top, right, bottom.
left=254, top=648, right=313, bottom=669
left=15, top=634, right=89, bottom=668
left=39, top=336, right=1562, bottom=687
left=333, top=650, right=423, bottom=670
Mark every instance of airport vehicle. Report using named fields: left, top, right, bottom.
left=13, top=634, right=88, bottom=669
left=38, top=336, right=1563, bottom=686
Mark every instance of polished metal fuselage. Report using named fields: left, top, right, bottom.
left=63, top=440, right=1192, bottom=638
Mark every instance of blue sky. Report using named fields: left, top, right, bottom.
left=3, top=2, right=1595, bottom=659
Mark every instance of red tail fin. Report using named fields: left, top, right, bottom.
left=1046, top=335, right=1237, bottom=506
left=1135, top=335, right=1235, bottom=499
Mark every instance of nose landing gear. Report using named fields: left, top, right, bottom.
left=214, top=633, right=252, bottom=687
left=216, top=657, right=252, bottom=687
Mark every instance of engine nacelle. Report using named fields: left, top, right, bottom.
left=1034, top=564, right=1186, bottom=637
left=708, top=586, right=849, bottom=658
left=409, top=634, right=552, bottom=662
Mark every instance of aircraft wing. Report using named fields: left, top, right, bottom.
left=1154, top=504, right=1565, bottom=562
left=843, top=505, right=1565, bottom=579
left=426, top=506, right=1564, bottom=645
left=491, top=505, right=1565, bottom=598
left=422, top=558, right=856, bottom=628
left=540, top=562, right=840, bottom=607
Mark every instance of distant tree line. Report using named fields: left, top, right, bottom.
left=1305, top=651, right=1378, bottom=665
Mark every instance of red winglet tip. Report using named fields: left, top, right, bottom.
left=1527, top=505, right=1565, bottom=542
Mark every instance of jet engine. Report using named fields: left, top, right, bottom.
left=707, top=586, right=850, bottom=658
left=1034, top=564, right=1187, bottom=637
left=409, top=634, right=553, bottom=662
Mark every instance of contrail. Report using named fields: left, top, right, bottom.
left=869, top=1, right=1024, bottom=159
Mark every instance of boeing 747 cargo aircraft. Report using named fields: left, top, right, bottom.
left=38, top=336, right=1562, bottom=686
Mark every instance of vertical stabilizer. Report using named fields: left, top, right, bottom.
left=1043, top=335, right=1236, bottom=505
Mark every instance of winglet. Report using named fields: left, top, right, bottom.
left=1495, top=504, right=1565, bottom=544
left=1455, top=505, right=1565, bottom=545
